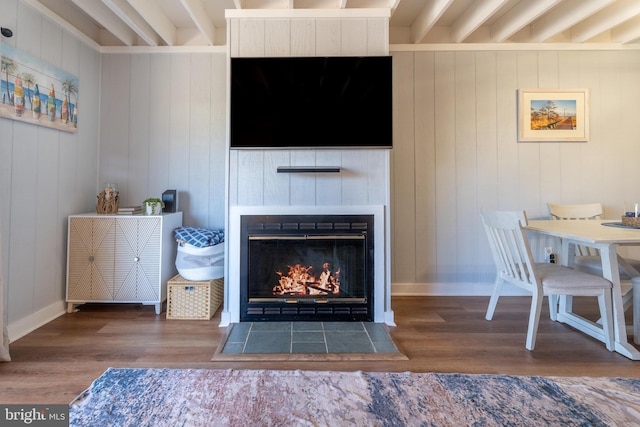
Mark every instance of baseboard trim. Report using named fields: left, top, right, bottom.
left=7, top=300, right=66, bottom=343
left=391, top=282, right=529, bottom=297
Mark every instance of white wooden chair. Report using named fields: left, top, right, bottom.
left=481, top=209, right=614, bottom=351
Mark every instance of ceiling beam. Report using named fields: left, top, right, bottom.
left=20, top=0, right=101, bottom=49
left=101, top=0, right=160, bottom=46
left=410, top=0, right=454, bottom=44
left=612, top=16, right=640, bottom=44
left=490, top=0, right=560, bottom=43
left=528, top=0, right=615, bottom=43
left=70, top=0, right=138, bottom=46
left=127, top=0, right=177, bottom=46
left=570, top=0, right=640, bottom=43
left=180, top=0, right=215, bottom=46
left=450, top=0, right=509, bottom=43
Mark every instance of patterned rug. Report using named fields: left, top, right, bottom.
left=69, top=368, right=640, bottom=426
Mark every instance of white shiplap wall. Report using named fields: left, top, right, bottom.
left=98, top=52, right=227, bottom=230
left=391, top=49, right=640, bottom=296
left=1, top=0, right=101, bottom=339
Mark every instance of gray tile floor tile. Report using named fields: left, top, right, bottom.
left=222, top=321, right=398, bottom=355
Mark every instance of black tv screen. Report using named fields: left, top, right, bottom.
left=230, top=56, right=392, bottom=149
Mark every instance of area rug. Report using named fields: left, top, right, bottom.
left=69, top=368, right=640, bottom=426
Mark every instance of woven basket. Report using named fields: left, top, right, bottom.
left=167, top=274, right=224, bottom=320
left=621, top=216, right=640, bottom=227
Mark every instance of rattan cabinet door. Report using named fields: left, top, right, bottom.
left=113, top=217, right=162, bottom=302
left=66, top=217, right=116, bottom=305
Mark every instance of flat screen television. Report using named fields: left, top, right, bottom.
left=230, top=56, right=392, bottom=149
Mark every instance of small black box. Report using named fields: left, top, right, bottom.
left=162, top=190, right=177, bottom=213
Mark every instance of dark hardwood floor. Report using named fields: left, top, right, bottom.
left=1, top=296, right=639, bottom=404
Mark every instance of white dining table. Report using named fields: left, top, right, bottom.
left=526, top=219, right=640, bottom=360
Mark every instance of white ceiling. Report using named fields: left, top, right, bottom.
left=20, top=0, right=640, bottom=49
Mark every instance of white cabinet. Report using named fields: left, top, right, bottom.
left=66, top=212, right=182, bottom=314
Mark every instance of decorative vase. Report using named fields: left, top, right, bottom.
left=144, top=202, right=162, bottom=215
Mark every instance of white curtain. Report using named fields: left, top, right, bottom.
left=0, top=213, right=10, bottom=361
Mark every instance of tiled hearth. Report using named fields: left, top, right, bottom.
left=220, top=322, right=398, bottom=354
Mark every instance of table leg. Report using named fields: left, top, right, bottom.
left=600, top=246, right=640, bottom=360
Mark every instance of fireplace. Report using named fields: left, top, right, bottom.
left=240, top=214, right=374, bottom=321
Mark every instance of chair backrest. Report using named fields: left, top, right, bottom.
left=480, top=210, right=539, bottom=294
left=547, top=203, right=603, bottom=220
left=547, top=203, right=602, bottom=256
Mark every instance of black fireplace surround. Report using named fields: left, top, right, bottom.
left=240, top=214, right=374, bottom=321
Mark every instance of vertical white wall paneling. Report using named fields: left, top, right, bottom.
left=47, top=31, right=81, bottom=305
left=265, top=19, right=290, bottom=57
left=365, top=151, right=388, bottom=205
left=0, top=0, right=17, bottom=284
left=516, top=52, right=542, bottom=217
left=413, top=52, right=437, bottom=284
left=128, top=54, right=151, bottom=206
left=148, top=54, right=172, bottom=208
left=228, top=149, right=239, bottom=206
left=237, top=151, right=265, bottom=205
left=340, top=151, right=371, bottom=205
left=391, top=52, right=417, bottom=284
left=454, top=52, right=479, bottom=282
left=291, top=19, right=316, bottom=56
left=289, top=150, right=317, bottom=206
left=169, top=54, right=191, bottom=221
left=316, top=19, right=342, bottom=56
left=557, top=51, right=585, bottom=203
left=341, top=19, right=367, bottom=56
left=8, top=122, right=39, bottom=322
left=601, top=52, right=640, bottom=218
left=238, top=19, right=265, bottom=57
left=0, top=117, right=12, bottom=298
left=100, top=54, right=131, bottom=192
left=433, top=52, right=456, bottom=282
left=9, top=3, right=57, bottom=322
left=367, top=18, right=389, bottom=56
left=495, top=52, right=519, bottom=211
left=74, top=44, right=101, bottom=216
left=536, top=51, right=562, bottom=214
left=187, top=54, right=212, bottom=225
left=574, top=51, right=604, bottom=210
left=474, top=51, right=499, bottom=280
left=29, top=7, right=61, bottom=306
left=209, top=53, right=228, bottom=230
left=315, top=150, right=342, bottom=206
left=263, top=151, right=290, bottom=206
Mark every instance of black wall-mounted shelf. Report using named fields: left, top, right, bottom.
left=277, top=166, right=341, bottom=174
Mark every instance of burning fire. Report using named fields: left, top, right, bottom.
left=273, top=262, right=341, bottom=296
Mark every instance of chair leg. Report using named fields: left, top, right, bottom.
left=525, top=292, right=543, bottom=351
left=548, top=295, right=558, bottom=321
left=597, top=290, right=615, bottom=351
left=633, top=277, right=640, bottom=345
left=485, top=277, right=503, bottom=321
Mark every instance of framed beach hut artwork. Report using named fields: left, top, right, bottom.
left=1, top=42, right=78, bottom=133
left=518, top=88, right=589, bottom=142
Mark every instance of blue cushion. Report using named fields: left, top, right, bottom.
left=174, top=227, right=224, bottom=248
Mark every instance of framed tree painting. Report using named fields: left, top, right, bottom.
left=1, top=42, right=79, bottom=133
left=518, top=88, right=589, bottom=142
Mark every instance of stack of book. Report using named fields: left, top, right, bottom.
left=118, top=206, right=142, bottom=215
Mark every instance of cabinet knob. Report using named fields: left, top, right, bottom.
left=88, top=256, right=94, bottom=262
left=134, top=257, right=140, bottom=262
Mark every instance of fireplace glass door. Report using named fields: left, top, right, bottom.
left=240, top=215, right=373, bottom=321
left=249, top=235, right=366, bottom=301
